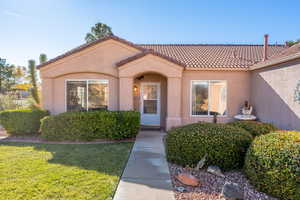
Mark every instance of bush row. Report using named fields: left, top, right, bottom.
left=40, top=110, right=140, bottom=141
left=0, top=109, right=49, bottom=135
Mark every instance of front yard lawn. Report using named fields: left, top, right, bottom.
left=0, top=142, right=133, bottom=200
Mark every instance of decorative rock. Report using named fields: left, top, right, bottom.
left=207, top=165, right=224, bottom=177
left=175, top=186, right=187, bottom=193
left=176, top=172, right=200, bottom=186
left=195, top=154, right=207, bottom=170
left=222, top=181, right=244, bottom=200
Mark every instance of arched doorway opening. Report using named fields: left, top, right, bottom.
left=133, top=72, right=167, bottom=128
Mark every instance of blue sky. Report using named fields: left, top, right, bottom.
left=1, top=0, right=300, bottom=67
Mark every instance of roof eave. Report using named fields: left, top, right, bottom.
left=116, top=50, right=186, bottom=68
left=250, top=52, right=300, bottom=71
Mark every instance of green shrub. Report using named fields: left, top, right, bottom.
left=166, top=122, right=253, bottom=170
left=244, top=131, right=300, bottom=200
left=227, top=121, right=277, bottom=137
left=40, top=110, right=140, bottom=141
left=0, top=109, right=49, bottom=135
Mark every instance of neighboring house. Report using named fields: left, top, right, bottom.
left=37, top=35, right=299, bottom=130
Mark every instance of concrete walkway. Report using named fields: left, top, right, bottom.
left=113, top=130, right=175, bottom=200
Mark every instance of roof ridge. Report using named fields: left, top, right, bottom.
left=138, top=44, right=285, bottom=46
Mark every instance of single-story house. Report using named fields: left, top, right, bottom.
left=37, top=35, right=300, bottom=130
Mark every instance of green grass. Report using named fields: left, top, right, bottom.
left=0, top=142, right=133, bottom=200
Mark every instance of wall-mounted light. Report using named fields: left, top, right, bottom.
left=134, top=85, right=138, bottom=92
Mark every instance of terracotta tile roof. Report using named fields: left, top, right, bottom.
left=37, top=35, right=286, bottom=70
left=250, top=43, right=300, bottom=70
left=139, top=44, right=286, bottom=69
left=116, top=49, right=187, bottom=67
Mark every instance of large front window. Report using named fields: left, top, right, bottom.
left=191, top=80, right=227, bottom=116
left=66, top=80, right=108, bottom=111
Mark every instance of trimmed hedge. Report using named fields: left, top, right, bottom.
left=0, top=109, right=49, bottom=135
left=40, top=110, right=140, bottom=141
left=166, top=122, right=253, bottom=170
left=244, top=131, right=300, bottom=200
left=228, top=121, right=277, bottom=137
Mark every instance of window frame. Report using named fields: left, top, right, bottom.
left=65, top=79, right=109, bottom=112
left=190, top=80, right=227, bottom=117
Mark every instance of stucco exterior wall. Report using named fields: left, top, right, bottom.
left=181, top=70, right=251, bottom=124
left=251, top=59, right=300, bottom=130
left=39, top=40, right=140, bottom=114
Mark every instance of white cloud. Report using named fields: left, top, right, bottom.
left=3, top=10, right=22, bottom=17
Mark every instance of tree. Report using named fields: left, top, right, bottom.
left=0, top=58, right=13, bottom=94
left=286, top=39, right=300, bottom=47
left=85, top=22, right=113, bottom=43
left=11, top=65, right=26, bottom=85
left=39, top=53, right=47, bottom=64
left=28, top=60, right=40, bottom=104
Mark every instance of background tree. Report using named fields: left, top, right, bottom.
left=85, top=22, right=113, bottom=43
left=39, top=53, right=47, bottom=64
left=28, top=60, right=40, bottom=104
left=11, top=65, right=26, bottom=85
left=286, top=39, right=300, bottom=47
left=0, top=58, right=13, bottom=94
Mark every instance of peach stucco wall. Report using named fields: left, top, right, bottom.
left=40, top=39, right=140, bottom=114
left=181, top=70, right=251, bottom=124
left=251, top=59, right=300, bottom=130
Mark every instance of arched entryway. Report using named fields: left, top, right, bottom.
left=117, top=54, right=183, bottom=130
left=133, top=73, right=167, bottom=128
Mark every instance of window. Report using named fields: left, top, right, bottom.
left=66, top=80, right=108, bottom=112
left=191, top=80, right=227, bottom=116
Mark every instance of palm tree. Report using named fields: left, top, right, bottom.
left=28, top=60, right=39, bottom=104
left=85, top=23, right=113, bottom=43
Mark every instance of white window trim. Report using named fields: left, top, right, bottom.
left=65, top=79, right=109, bottom=112
left=190, top=80, right=227, bottom=117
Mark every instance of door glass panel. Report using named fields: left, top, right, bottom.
left=142, top=84, right=158, bottom=114
left=143, top=85, right=158, bottom=100
left=66, top=81, right=87, bottom=111
left=144, top=100, right=157, bottom=114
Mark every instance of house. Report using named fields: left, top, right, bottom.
left=37, top=35, right=299, bottom=130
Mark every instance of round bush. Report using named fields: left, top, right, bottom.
left=245, top=131, right=300, bottom=200
left=228, top=121, right=277, bottom=137
left=166, top=122, right=253, bottom=170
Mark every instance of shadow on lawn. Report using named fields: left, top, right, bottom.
left=0, top=142, right=133, bottom=177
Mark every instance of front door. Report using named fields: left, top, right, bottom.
left=140, top=82, right=160, bottom=126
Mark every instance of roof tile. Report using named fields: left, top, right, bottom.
left=139, top=44, right=286, bottom=69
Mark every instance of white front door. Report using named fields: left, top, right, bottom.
left=140, top=82, right=161, bottom=126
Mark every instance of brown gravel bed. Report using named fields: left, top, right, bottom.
left=169, top=163, right=278, bottom=200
